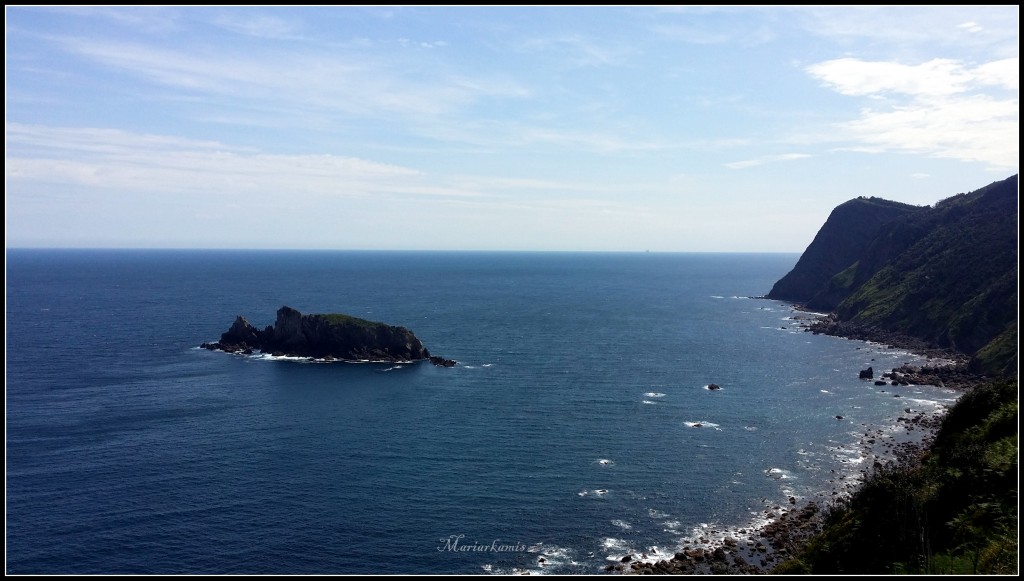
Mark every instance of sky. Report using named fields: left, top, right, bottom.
left=5, top=6, right=1019, bottom=252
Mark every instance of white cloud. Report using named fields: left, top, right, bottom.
left=806, top=58, right=975, bottom=97
left=840, top=95, right=1018, bottom=169
left=957, top=21, right=983, bottom=33
left=806, top=57, right=1019, bottom=170
left=795, top=6, right=1017, bottom=47
left=724, top=153, right=811, bottom=169
left=974, top=58, right=1019, bottom=90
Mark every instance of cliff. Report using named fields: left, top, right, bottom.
left=767, top=196, right=926, bottom=308
left=769, top=175, right=1018, bottom=376
left=201, top=306, right=455, bottom=366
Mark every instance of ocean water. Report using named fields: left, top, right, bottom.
left=5, top=250, right=959, bottom=574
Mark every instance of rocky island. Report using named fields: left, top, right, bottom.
left=201, top=306, right=456, bottom=366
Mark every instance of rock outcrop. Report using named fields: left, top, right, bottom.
left=201, top=306, right=454, bottom=365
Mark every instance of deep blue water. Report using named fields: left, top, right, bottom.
left=5, top=250, right=958, bottom=574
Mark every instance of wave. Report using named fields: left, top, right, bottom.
left=642, top=400, right=658, bottom=405
left=243, top=352, right=417, bottom=365
left=611, top=519, right=632, bottom=530
left=648, top=508, right=669, bottom=519
left=595, top=458, right=615, bottom=466
left=764, top=467, right=794, bottom=480
left=644, top=392, right=666, bottom=398
left=685, top=421, right=721, bottom=430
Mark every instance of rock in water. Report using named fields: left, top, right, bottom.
left=201, top=306, right=453, bottom=364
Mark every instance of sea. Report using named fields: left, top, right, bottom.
left=5, top=250, right=960, bottom=574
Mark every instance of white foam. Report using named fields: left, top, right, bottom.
left=710, top=295, right=725, bottom=299
left=820, top=389, right=830, bottom=393
left=642, top=400, right=657, bottom=405
left=685, top=421, right=721, bottom=430
left=595, top=458, right=615, bottom=466
left=765, top=467, right=794, bottom=480
left=644, top=392, right=666, bottom=398
left=528, top=543, right=573, bottom=564
left=906, top=397, right=946, bottom=409
left=611, top=519, right=632, bottom=530
left=602, top=537, right=629, bottom=551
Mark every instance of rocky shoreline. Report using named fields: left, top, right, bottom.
left=606, top=303, right=987, bottom=575
left=610, top=416, right=941, bottom=575
left=802, top=312, right=990, bottom=391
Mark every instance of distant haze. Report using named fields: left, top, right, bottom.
left=5, top=6, right=1019, bottom=251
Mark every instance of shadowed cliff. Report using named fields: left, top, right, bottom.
left=768, top=174, right=1018, bottom=376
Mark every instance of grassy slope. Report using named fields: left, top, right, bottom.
left=774, top=380, right=1018, bottom=574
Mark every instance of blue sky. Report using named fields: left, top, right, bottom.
left=5, top=6, right=1019, bottom=251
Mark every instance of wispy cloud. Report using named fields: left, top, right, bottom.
left=839, top=95, right=1018, bottom=170
left=49, top=35, right=529, bottom=119
left=794, top=6, right=1019, bottom=48
left=4, top=123, right=450, bottom=201
left=210, top=12, right=304, bottom=39
left=649, top=6, right=779, bottom=46
left=724, top=153, right=811, bottom=169
left=958, top=21, right=984, bottom=34
left=806, top=58, right=1019, bottom=170
left=517, top=34, right=638, bottom=67
left=7, top=124, right=662, bottom=203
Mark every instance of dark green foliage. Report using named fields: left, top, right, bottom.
left=770, top=174, right=1018, bottom=376
left=776, top=381, right=1018, bottom=575
left=837, top=175, right=1018, bottom=360
left=767, top=197, right=925, bottom=305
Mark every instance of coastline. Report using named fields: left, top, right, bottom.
left=611, top=304, right=987, bottom=575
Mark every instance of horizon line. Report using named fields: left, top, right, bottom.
left=5, top=246, right=804, bottom=255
